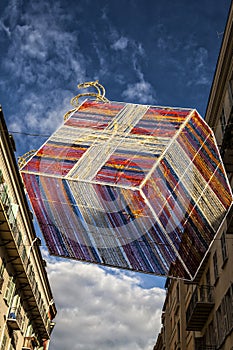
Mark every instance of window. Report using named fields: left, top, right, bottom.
left=25, top=324, right=33, bottom=338
left=221, top=233, right=228, bottom=264
left=8, top=203, right=18, bottom=226
left=213, top=252, right=219, bottom=282
left=225, top=288, right=232, bottom=332
left=21, top=245, right=27, bottom=262
left=206, top=268, right=211, bottom=286
left=177, top=320, right=180, bottom=343
left=0, top=258, right=5, bottom=277
left=215, top=285, right=233, bottom=346
left=0, top=184, right=8, bottom=206
left=216, top=306, right=224, bottom=345
left=206, top=321, right=216, bottom=346
left=0, top=169, right=4, bottom=184
left=21, top=314, right=26, bottom=333
left=222, top=296, right=228, bottom=338
left=176, top=283, right=180, bottom=303
left=3, top=276, right=15, bottom=306
left=16, top=230, right=22, bottom=247
left=0, top=258, right=5, bottom=292
left=220, top=108, right=227, bottom=134
left=27, top=264, right=35, bottom=284
left=229, top=79, right=233, bottom=103
left=231, top=284, right=233, bottom=324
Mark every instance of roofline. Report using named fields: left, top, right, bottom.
left=205, top=1, right=233, bottom=126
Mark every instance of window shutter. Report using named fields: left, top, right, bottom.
left=3, top=276, right=15, bottom=306
left=0, top=259, right=5, bottom=293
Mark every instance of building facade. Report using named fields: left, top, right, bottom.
left=154, top=2, right=233, bottom=349
left=0, top=107, right=56, bottom=349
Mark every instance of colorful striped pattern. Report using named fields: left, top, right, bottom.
left=21, top=100, right=233, bottom=279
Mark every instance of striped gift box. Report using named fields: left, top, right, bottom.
left=20, top=100, right=233, bottom=280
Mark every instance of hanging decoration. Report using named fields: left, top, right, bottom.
left=20, top=82, right=233, bottom=280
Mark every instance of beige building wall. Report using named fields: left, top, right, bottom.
left=154, top=2, right=233, bottom=349
left=0, top=107, right=56, bottom=350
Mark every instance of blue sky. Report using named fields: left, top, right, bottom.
left=0, top=0, right=231, bottom=349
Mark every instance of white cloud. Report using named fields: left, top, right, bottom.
left=193, top=47, right=209, bottom=85
left=47, top=258, right=165, bottom=350
left=0, top=0, right=87, bottom=137
left=156, top=34, right=180, bottom=53
left=186, top=46, right=210, bottom=86
left=155, top=23, right=210, bottom=88
left=111, top=36, right=129, bottom=51
left=0, top=20, right=11, bottom=37
left=122, top=80, right=156, bottom=105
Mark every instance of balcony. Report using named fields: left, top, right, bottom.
left=7, top=306, right=23, bottom=330
left=186, top=285, right=214, bottom=331
left=0, top=184, right=51, bottom=338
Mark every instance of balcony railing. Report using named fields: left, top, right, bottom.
left=186, top=285, right=214, bottom=331
left=7, top=306, right=23, bottom=331
left=0, top=185, right=51, bottom=336
left=195, top=337, right=216, bottom=350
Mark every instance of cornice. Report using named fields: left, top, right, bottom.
left=205, top=2, right=233, bottom=127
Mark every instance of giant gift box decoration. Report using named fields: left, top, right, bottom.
left=20, top=100, right=233, bottom=279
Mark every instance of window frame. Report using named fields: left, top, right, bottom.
left=213, top=252, right=219, bottom=283
left=220, top=232, right=228, bottom=266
